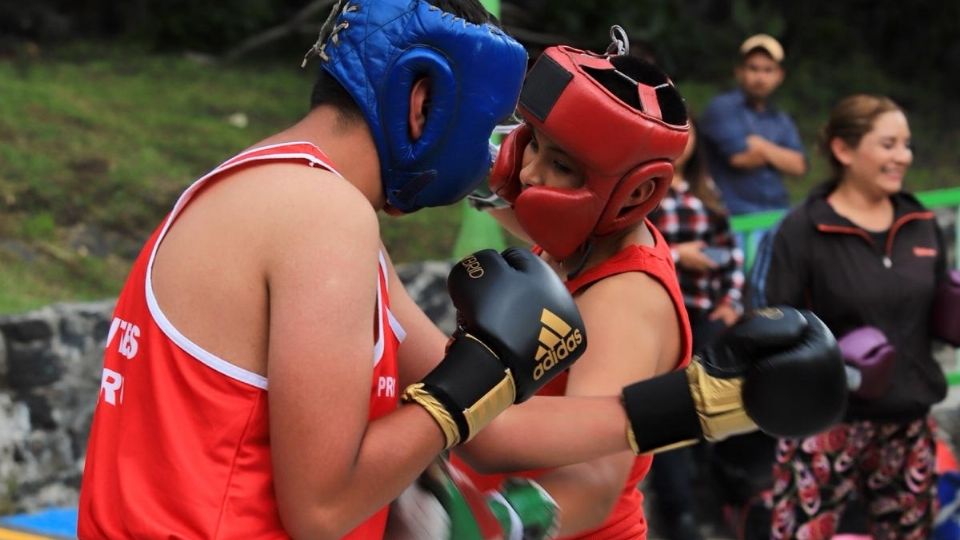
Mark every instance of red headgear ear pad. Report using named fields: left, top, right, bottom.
left=595, top=160, right=674, bottom=236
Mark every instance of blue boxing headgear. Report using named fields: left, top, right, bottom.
left=308, top=0, right=527, bottom=213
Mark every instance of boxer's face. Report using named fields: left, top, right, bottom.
left=519, top=126, right=585, bottom=191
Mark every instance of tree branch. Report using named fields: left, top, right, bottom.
left=222, top=0, right=334, bottom=63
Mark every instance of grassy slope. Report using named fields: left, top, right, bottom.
left=1, top=47, right=957, bottom=313
left=0, top=47, right=310, bottom=312
left=0, top=46, right=463, bottom=313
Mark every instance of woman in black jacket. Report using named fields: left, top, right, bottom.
left=764, top=94, right=947, bottom=540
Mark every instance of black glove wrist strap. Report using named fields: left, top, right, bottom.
left=622, top=370, right=702, bottom=454
left=417, top=335, right=515, bottom=443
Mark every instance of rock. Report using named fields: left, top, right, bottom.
left=5, top=343, right=62, bottom=389
left=0, top=263, right=457, bottom=513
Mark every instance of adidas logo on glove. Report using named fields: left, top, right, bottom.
left=534, top=309, right=583, bottom=380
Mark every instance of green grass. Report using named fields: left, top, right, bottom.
left=0, top=246, right=129, bottom=313
left=0, top=45, right=315, bottom=312
left=0, top=44, right=487, bottom=313
left=0, top=47, right=310, bottom=232
left=1, top=43, right=958, bottom=314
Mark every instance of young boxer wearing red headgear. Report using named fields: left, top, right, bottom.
left=453, top=34, right=695, bottom=539
left=446, top=30, right=848, bottom=539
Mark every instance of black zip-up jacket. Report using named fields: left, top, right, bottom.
left=765, top=181, right=947, bottom=422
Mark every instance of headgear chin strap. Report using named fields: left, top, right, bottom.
left=313, top=0, right=527, bottom=213
left=490, top=43, right=690, bottom=260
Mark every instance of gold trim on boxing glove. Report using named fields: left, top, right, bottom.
left=626, top=424, right=699, bottom=455
left=653, top=439, right=702, bottom=454
left=686, top=362, right=756, bottom=441
left=626, top=424, right=640, bottom=454
left=462, top=332, right=499, bottom=359
left=463, top=369, right=517, bottom=442
left=402, top=383, right=461, bottom=449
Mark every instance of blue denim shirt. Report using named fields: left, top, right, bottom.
left=700, top=89, right=805, bottom=215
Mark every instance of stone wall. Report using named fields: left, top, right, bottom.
left=0, top=301, right=115, bottom=513
left=0, top=263, right=456, bottom=514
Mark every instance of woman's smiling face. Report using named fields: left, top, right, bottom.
left=837, top=110, right=913, bottom=196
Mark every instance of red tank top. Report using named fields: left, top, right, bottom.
left=77, top=142, right=402, bottom=540
left=455, top=221, right=692, bottom=540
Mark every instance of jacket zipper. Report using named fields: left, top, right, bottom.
left=884, top=211, right=935, bottom=268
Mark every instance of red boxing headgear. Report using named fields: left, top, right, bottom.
left=490, top=45, right=690, bottom=260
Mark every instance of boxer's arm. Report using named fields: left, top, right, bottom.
left=533, top=273, right=679, bottom=536
left=461, top=274, right=678, bottom=535
left=381, top=250, right=450, bottom=388
left=266, top=174, right=445, bottom=539
left=388, top=286, right=628, bottom=458
left=386, top=247, right=637, bottom=465
left=454, top=395, right=633, bottom=472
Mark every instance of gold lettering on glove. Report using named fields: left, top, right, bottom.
left=459, top=255, right=485, bottom=279
left=533, top=309, right=583, bottom=380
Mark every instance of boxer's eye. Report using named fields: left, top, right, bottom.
left=553, top=161, right=572, bottom=174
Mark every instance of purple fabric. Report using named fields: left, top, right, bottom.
left=838, top=326, right=895, bottom=400
left=932, top=269, right=960, bottom=346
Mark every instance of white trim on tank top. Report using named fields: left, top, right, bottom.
left=145, top=142, right=347, bottom=390
left=374, top=252, right=407, bottom=368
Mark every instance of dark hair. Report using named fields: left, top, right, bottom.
left=309, top=0, right=500, bottom=121
left=581, top=55, right=688, bottom=127
left=682, top=119, right=726, bottom=215
left=428, top=0, right=499, bottom=25
left=819, top=94, right=903, bottom=181
left=629, top=39, right=658, bottom=65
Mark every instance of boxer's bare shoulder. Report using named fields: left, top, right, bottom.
left=152, top=160, right=380, bottom=377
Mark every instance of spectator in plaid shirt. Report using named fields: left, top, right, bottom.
left=650, top=121, right=744, bottom=328
left=646, top=120, right=746, bottom=540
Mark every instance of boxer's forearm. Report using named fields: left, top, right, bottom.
left=455, top=395, right=631, bottom=472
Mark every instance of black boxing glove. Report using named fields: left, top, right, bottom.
left=697, top=306, right=811, bottom=376
left=741, top=309, right=847, bottom=437
left=622, top=307, right=847, bottom=454
left=403, top=248, right=586, bottom=448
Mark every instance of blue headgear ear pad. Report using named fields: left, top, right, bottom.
left=320, top=0, right=527, bottom=213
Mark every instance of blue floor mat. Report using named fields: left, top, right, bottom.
left=0, top=508, right=77, bottom=539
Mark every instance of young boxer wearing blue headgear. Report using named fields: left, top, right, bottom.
left=307, top=0, right=527, bottom=213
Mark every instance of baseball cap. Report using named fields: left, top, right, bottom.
left=739, top=34, right=784, bottom=63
